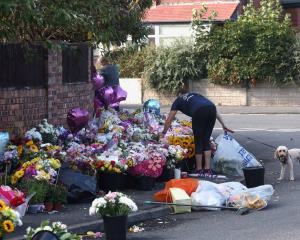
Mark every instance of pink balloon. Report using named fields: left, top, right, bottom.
left=113, top=85, right=127, bottom=103
left=99, top=86, right=114, bottom=106
left=92, top=74, right=105, bottom=90
left=67, top=108, right=89, bottom=133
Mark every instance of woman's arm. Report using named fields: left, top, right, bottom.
left=216, top=111, right=234, bottom=133
left=161, top=110, right=177, bottom=136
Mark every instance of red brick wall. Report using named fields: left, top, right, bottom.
left=0, top=88, right=48, bottom=133
left=0, top=44, right=93, bottom=134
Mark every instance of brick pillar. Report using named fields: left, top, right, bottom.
left=47, top=44, right=63, bottom=125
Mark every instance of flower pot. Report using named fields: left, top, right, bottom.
left=54, top=203, right=63, bottom=211
left=243, top=166, right=265, bottom=188
left=125, top=174, right=136, bottom=189
left=44, top=202, right=54, bottom=212
left=135, top=176, right=155, bottom=191
left=157, top=167, right=174, bottom=182
left=98, top=172, right=126, bottom=192
left=103, top=215, right=127, bottom=240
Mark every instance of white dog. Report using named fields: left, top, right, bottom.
left=274, top=146, right=300, bottom=181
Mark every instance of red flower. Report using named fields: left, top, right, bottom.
left=111, top=161, right=116, bottom=166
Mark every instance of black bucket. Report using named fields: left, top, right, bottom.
left=135, top=176, right=155, bottom=191
left=103, top=215, right=127, bottom=240
left=243, top=166, right=265, bottom=188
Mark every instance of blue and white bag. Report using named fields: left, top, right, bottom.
left=212, top=133, right=261, bottom=176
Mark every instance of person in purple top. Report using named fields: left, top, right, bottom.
left=160, top=88, right=234, bottom=178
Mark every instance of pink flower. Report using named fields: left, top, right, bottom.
left=105, top=191, right=117, bottom=200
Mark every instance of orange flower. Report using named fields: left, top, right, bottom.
left=17, top=145, right=23, bottom=157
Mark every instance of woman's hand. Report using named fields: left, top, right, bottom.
left=222, top=125, right=234, bottom=133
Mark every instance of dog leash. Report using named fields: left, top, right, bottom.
left=233, top=132, right=277, bottom=150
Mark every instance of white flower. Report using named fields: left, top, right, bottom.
left=119, top=196, right=138, bottom=212
left=43, top=226, right=53, bottom=231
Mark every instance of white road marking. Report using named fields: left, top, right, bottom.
left=214, top=128, right=300, bottom=132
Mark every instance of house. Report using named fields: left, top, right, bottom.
left=142, top=0, right=241, bottom=46
left=142, top=0, right=300, bottom=46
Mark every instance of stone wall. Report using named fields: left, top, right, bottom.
left=0, top=44, right=93, bottom=133
left=139, top=78, right=300, bottom=106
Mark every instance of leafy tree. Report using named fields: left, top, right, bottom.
left=206, top=0, right=297, bottom=86
left=0, top=0, right=152, bottom=45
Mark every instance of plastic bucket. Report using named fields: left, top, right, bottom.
left=135, top=176, right=155, bottom=191
left=103, top=215, right=127, bottom=240
left=243, top=166, right=265, bottom=188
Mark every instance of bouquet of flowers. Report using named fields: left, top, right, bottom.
left=94, top=158, right=128, bottom=174
left=25, top=220, right=80, bottom=240
left=38, top=119, right=59, bottom=145
left=167, top=135, right=195, bottom=158
left=89, top=191, right=137, bottom=217
left=166, top=145, right=188, bottom=169
left=130, top=151, right=166, bottom=178
left=0, top=199, right=22, bottom=237
left=11, top=156, right=61, bottom=185
left=24, top=128, right=42, bottom=143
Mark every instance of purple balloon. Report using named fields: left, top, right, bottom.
left=94, top=98, right=105, bottom=109
left=113, top=85, right=127, bottom=103
left=109, top=102, right=120, bottom=110
left=92, top=74, right=105, bottom=90
left=99, top=86, right=114, bottom=106
left=67, top=108, right=89, bottom=133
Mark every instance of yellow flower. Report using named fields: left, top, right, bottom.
left=26, top=140, right=34, bottom=146
left=3, top=220, right=14, bottom=233
left=50, top=158, right=61, bottom=169
left=11, top=176, right=18, bottom=185
left=15, top=170, right=25, bottom=179
left=29, top=144, right=39, bottom=153
left=36, top=164, right=42, bottom=170
left=0, top=200, right=7, bottom=211
left=17, top=145, right=23, bottom=157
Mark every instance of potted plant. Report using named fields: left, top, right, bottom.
left=94, top=159, right=128, bottom=192
left=52, top=185, right=68, bottom=211
left=89, top=192, right=137, bottom=240
left=44, top=184, right=55, bottom=212
left=17, top=179, right=48, bottom=213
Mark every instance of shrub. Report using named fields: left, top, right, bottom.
left=106, top=45, right=157, bottom=78
left=207, top=0, right=297, bottom=86
left=143, top=41, right=207, bottom=93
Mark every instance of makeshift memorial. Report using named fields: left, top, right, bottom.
left=25, top=220, right=81, bottom=240
left=0, top=199, right=23, bottom=238
left=89, top=191, right=137, bottom=240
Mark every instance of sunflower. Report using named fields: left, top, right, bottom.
left=29, top=144, right=39, bottom=153
left=3, top=220, right=14, bottom=233
left=15, top=170, right=25, bottom=179
left=0, top=200, right=7, bottom=211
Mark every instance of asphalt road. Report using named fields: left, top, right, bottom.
left=128, top=113, right=300, bottom=240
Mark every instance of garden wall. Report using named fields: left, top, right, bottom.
left=0, top=44, right=93, bottom=133
left=121, top=78, right=300, bottom=106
